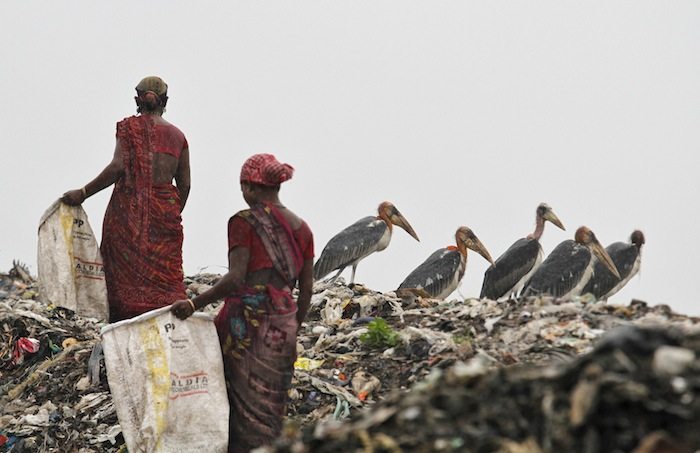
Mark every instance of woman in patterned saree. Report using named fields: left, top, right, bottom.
left=63, top=76, right=191, bottom=322
left=172, top=153, right=314, bottom=453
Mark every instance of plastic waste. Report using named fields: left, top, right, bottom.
left=11, top=338, right=40, bottom=365
left=294, top=357, right=325, bottom=371
left=351, top=370, right=381, bottom=402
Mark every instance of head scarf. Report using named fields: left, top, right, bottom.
left=240, top=154, right=294, bottom=186
left=136, top=76, right=168, bottom=95
left=135, top=76, right=168, bottom=110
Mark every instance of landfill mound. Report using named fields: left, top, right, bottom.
left=0, top=263, right=117, bottom=452
left=2, top=264, right=699, bottom=452
left=269, top=325, right=700, bottom=452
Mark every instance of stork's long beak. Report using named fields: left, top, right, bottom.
left=591, top=240, right=620, bottom=279
left=467, top=237, right=494, bottom=265
left=543, top=209, right=565, bottom=231
left=390, top=210, right=420, bottom=241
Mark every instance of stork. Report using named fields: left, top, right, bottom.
left=521, top=226, right=620, bottom=299
left=480, top=203, right=565, bottom=300
left=582, top=230, right=645, bottom=300
left=398, top=226, right=493, bottom=300
left=313, top=201, right=419, bottom=284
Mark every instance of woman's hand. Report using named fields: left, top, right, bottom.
left=171, top=299, right=196, bottom=320
left=61, top=189, right=86, bottom=206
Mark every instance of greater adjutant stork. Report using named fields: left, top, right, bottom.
left=521, top=226, right=620, bottom=299
left=314, top=201, right=419, bottom=284
left=582, top=230, right=645, bottom=300
left=480, top=203, right=565, bottom=300
left=397, top=226, right=493, bottom=300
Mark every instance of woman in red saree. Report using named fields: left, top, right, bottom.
left=172, top=154, right=314, bottom=453
left=62, top=76, right=191, bottom=321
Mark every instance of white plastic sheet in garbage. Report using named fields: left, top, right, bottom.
left=101, top=306, right=229, bottom=453
left=37, top=200, right=108, bottom=320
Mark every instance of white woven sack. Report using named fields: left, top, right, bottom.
left=101, top=306, right=229, bottom=452
left=37, top=200, right=108, bottom=320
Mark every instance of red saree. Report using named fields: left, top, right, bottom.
left=101, top=115, right=187, bottom=322
left=215, top=203, right=313, bottom=453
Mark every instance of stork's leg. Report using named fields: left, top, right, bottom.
left=329, top=267, right=345, bottom=282
left=350, top=264, right=358, bottom=285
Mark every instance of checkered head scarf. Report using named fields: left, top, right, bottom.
left=240, top=154, right=294, bottom=186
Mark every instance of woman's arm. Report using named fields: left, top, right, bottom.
left=172, top=246, right=249, bottom=319
left=62, top=140, right=125, bottom=205
left=296, top=258, right=314, bottom=327
left=175, top=147, right=191, bottom=212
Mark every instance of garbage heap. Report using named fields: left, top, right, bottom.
left=283, top=279, right=699, bottom=433
left=270, top=325, right=700, bottom=452
left=0, top=263, right=117, bottom=452
left=1, top=266, right=699, bottom=452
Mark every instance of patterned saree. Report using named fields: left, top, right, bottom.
left=214, top=203, right=305, bottom=453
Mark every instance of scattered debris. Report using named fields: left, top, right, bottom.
left=268, top=324, right=700, bottom=452
left=2, top=265, right=700, bottom=452
left=0, top=263, right=117, bottom=452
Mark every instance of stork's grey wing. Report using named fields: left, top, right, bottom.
left=313, top=217, right=387, bottom=279
left=608, top=242, right=640, bottom=281
left=583, top=242, right=639, bottom=298
left=398, top=249, right=461, bottom=298
left=522, top=240, right=590, bottom=297
left=480, top=238, right=540, bottom=299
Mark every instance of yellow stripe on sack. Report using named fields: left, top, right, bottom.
left=59, top=204, right=75, bottom=278
left=139, top=318, right=170, bottom=451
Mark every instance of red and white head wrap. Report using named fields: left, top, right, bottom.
left=240, top=154, right=294, bottom=186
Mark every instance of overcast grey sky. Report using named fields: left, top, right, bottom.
left=2, top=2, right=698, bottom=314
